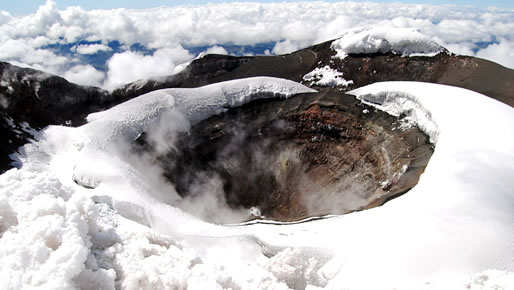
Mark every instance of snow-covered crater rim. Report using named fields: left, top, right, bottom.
left=348, top=85, right=439, bottom=144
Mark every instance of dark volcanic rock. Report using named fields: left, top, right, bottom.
left=0, top=62, right=111, bottom=127
left=0, top=111, right=36, bottom=172
left=141, top=88, right=433, bottom=222
left=0, top=62, right=109, bottom=173
left=116, top=40, right=514, bottom=108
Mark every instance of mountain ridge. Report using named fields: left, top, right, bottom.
left=1, top=40, right=513, bottom=173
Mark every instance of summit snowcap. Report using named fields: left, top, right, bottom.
left=331, top=27, right=445, bottom=59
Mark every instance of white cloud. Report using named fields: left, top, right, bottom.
left=104, top=47, right=193, bottom=90
left=195, top=45, right=229, bottom=59
left=63, top=64, right=105, bottom=87
left=476, top=39, right=514, bottom=68
left=0, top=38, right=70, bottom=75
left=0, top=0, right=513, bottom=89
left=72, top=43, right=112, bottom=55
left=204, top=45, right=228, bottom=55
left=0, top=11, right=12, bottom=25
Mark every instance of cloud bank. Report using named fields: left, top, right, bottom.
left=0, top=0, right=513, bottom=89
left=73, top=43, right=112, bottom=55
left=105, top=47, right=193, bottom=89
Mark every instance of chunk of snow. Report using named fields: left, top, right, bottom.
left=249, top=207, right=263, bottom=218
left=331, top=27, right=445, bottom=59
left=303, top=65, right=353, bottom=87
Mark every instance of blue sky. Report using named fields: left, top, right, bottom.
left=4, top=0, right=514, bottom=16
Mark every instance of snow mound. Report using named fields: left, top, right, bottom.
left=0, top=166, right=96, bottom=289
left=302, top=65, right=354, bottom=87
left=331, top=27, right=445, bottom=59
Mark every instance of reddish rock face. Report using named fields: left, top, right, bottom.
left=143, top=89, right=433, bottom=222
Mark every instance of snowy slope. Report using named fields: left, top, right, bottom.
left=0, top=77, right=513, bottom=289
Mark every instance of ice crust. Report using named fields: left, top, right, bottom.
left=1, top=77, right=513, bottom=289
left=331, top=27, right=445, bottom=59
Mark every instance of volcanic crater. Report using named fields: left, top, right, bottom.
left=138, top=89, right=434, bottom=223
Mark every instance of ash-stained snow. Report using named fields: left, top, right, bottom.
left=302, top=65, right=353, bottom=88
left=1, top=77, right=513, bottom=289
left=331, top=27, right=445, bottom=59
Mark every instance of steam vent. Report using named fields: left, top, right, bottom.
left=142, top=88, right=434, bottom=223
